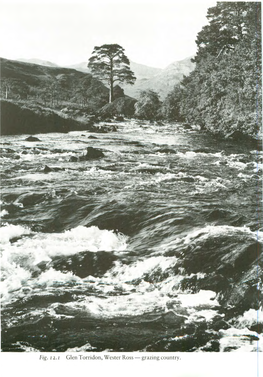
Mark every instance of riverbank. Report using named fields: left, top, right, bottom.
left=1, top=100, right=96, bottom=135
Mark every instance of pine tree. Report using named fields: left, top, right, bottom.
left=88, top=44, right=136, bottom=103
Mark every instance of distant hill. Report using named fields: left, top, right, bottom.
left=66, top=61, right=90, bottom=73
left=129, top=61, right=163, bottom=80
left=122, top=57, right=195, bottom=99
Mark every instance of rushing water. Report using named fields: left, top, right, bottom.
left=1, top=120, right=262, bottom=352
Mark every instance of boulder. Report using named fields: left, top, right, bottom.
left=69, top=156, right=78, bottom=162
left=84, top=147, right=105, bottom=160
left=182, top=123, right=192, bottom=130
left=25, top=136, right=41, bottom=142
left=43, top=165, right=65, bottom=173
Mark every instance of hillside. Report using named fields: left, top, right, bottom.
left=0, top=57, right=109, bottom=111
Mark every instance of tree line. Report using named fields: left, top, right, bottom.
left=0, top=74, right=109, bottom=110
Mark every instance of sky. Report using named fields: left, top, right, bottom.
left=0, top=0, right=218, bottom=68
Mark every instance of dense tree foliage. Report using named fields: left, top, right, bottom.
left=163, top=2, right=261, bottom=138
left=162, top=85, right=183, bottom=121
left=88, top=44, right=136, bottom=103
left=135, top=90, right=162, bottom=120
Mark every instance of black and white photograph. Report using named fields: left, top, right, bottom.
left=0, top=0, right=262, bottom=375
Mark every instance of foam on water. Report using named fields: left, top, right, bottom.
left=12, top=342, right=41, bottom=352
left=0, top=225, right=128, bottom=304
left=46, top=285, right=219, bottom=320
left=183, top=224, right=259, bottom=245
left=0, top=224, right=31, bottom=245
left=1, top=224, right=127, bottom=250
left=187, top=309, right=222, bottom=323
left=176, top=290, right=218, bottom=308
left=177, top=151, right=223, bottom=159
left=0, top=209, right=9, bottom=217
left=227, top=160, right=248, bottom=170
left=37, top=268, right=81, bottom=286
left=13, top=172, right=68, bottom=181
left=66, top=342, right=96, bottom=352
left=219, top=328, right=263, bottom=352
left=235, top=307, right=263, bottom=328
left=107, top=256, right=178, bottom=282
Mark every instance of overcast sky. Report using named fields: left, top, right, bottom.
left=0, top=0, right=217, bottom=68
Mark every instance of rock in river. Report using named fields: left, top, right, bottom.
left=85, top=147, right=104, bottom=159
left=25, top=136, right=41, bottom=142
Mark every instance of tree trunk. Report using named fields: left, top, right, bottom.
left=109, top=58, right=114, bottom=103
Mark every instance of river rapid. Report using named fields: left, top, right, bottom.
left=1, top=120, right=262, bottom=352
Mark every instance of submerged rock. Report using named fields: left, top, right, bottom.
left=180, top=176, right=195, bottom=183
left=50, top=250, right=117, bottom=278
left=18, top=193, right=45, bottom=206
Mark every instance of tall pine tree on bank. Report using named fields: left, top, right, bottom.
left=168, top=2, right=261, bottom=139
left=88, top=44, right=136, bottom=103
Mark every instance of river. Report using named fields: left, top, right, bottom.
left=1, top=120, right=262, bottom=352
